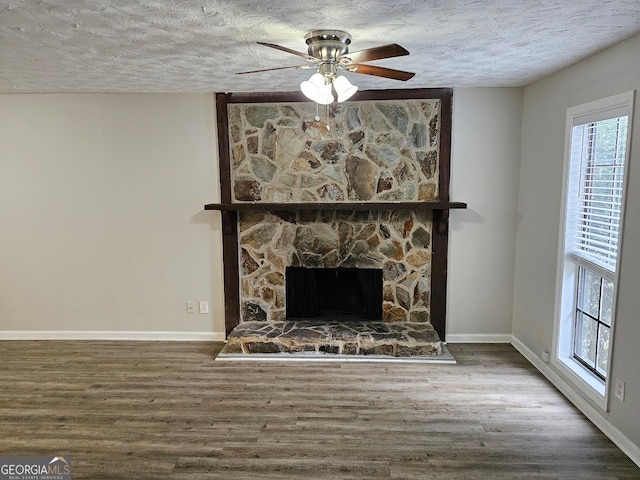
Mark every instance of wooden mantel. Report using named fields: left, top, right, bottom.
left=204, top=201, right=467, bottom=236
left=204, top=201, right=467, bottom=212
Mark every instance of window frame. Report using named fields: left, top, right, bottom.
left=553, top=91, right=634, bottom=411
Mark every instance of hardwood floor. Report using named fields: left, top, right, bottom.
left=0, top=341, right=638, bottom=479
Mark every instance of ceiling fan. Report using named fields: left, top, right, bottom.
left=238, top=30, right=415, bottom=104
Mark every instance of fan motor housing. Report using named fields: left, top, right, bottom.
left=305, top=30, right=351, bottom=60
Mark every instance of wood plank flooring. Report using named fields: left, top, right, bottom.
left=0, top=341, right=638, bottom=479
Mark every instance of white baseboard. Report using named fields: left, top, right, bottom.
left=511, top=336, right=640, bottom=469
left=445, top=333, right=512, bottom=343
left=0, top=331, right=226, bottom=341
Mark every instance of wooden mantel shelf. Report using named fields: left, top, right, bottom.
left=204, top=201, right=467, bottom=212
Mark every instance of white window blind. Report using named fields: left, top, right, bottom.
left=567, top=116, right=628, bottom=273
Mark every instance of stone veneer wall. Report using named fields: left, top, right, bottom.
left=230, top=100, right=440, bottom=203
left=240, top=209, right=432, bottom=323
left=228, top=99, right=441, bottom=324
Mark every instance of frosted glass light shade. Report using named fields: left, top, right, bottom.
left=300, top=73, right=334, bottom=105
left=333, top=75, right=358, bottom=102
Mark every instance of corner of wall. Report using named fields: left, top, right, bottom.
left=511, top=334, right=640, bottom=468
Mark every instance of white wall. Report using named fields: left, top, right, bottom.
left=0, top=90, right=524, bottom=342
left=447, top=88, right=523, bottom=341
left=513, top=33, right=640, bottom=457
left=0, top=90, right=522, bottom=341
left=0, top=93, right=225, bottom=339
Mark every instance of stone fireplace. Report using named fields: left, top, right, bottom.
left=239, top=208, right=433, bottom=325
left=206, top=88, right=464, bottom=356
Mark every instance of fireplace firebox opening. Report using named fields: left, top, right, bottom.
left=286, top=267, right=383, bottom=321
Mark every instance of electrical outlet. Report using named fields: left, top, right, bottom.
left=537, top=326, right=544, bottom=342
left=199, top=301, right=209, bottom=314
left=186, top=301, right=195, bottom=314
left=614, top=377, right=625, bottom=402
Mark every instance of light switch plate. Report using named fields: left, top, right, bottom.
left=199, top=301, right=209, bottom=314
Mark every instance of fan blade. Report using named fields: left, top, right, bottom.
left=339, top=44, right=409, bottom=64
left=237, top=65, right=314, bottom=75
left=257, top=42, right=317, bottom=62
left=348, top=64, right=415, bottom=81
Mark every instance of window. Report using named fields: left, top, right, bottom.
left=554, top=91, right=634, bottom=408
left=573, top=266, right=613, bottom=379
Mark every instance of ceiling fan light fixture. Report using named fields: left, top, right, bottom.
left=300, top=72, right=334, bottom=104
left=242, top=31, right=415, bottom=99
left=332, top=75, right=358, bottom=102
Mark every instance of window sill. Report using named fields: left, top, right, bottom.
left=554, top=355, right=607, bottom=410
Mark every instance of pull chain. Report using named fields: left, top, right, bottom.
left=313, top=102, right=331, bottom=132
left=326, top=104, right=331, bottom=131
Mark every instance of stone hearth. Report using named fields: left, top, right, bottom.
left=223, top=320, right=442, bottom=357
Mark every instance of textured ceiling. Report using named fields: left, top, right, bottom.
left=1, top=1, right=640, bottom=94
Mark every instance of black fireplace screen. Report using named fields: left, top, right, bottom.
left=286, top=267, right=383, bottom=321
